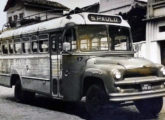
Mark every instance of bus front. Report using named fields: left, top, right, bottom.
left=61, top=13, right=165, bottom=116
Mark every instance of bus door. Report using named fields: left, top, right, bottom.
left=50, top=32, right=62, bottom=96
left=60, top=27, right=83, bottom=101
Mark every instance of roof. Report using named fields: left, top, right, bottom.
left=4, top=0, right=68, bottom=11
left=0, top=13, right=130, bottom=39
left=4, top=0, right=99, bottom=11
left=47, top=0, right=99, bottom=10
left=99, top=0, right=147, bottom=14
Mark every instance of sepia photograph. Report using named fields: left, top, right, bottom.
left=0, top=0, right=165, bottom=120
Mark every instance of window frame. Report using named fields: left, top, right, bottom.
left=8, top=39, right=14, bottom=54
left=14, top=38, right=22, bottom=54
left=2, top=40, right=9, bottom=55
left=51, top=32, right=63, bottom=53
left=77, top=25, right=110, bottom=52
left=38, top=34, right=49, bottom=53
left=22, top=37, right=31, bottom=54
left=31, top=35, right=39, bottom=54
left=63, top=27, right=78, bottom=52
left=77, top=25, right=132, bottom=52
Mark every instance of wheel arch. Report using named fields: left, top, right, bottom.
left=82, top=76, right=108, bottom=97
left=10, top=74, right=22, bottom=87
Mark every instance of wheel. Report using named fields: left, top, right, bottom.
left=86, top=84, right=109, bottom=117
left=15, top=80, right=35, bottom=103
left=135, top=97, right=163, bottom=116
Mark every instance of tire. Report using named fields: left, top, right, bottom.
left=14, top=80, right=35, bottom=103
left=86, top=84, right=109, bottom=117
left=135, top=97, right=163, bottom=116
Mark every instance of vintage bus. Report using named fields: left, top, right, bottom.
left=0, top=12, right=165, bottom=115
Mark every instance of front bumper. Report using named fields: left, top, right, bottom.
left=109, top=88, right=165, bottom=102
left=109, top=76, right=165, bottom=102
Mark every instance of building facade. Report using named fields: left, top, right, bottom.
left=146, top=0, right=165, bottom=65
left=4, top=0, right=68, bottom=28
left=4, top=0, right=99, bottom=28
left=99, top=0, right=147, bottom=43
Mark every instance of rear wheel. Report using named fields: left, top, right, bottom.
left=135, top=97, right=163, bottom=116
left=15, top=80, right=35, bottom=103
left=86, top=84, right=109, bottom=116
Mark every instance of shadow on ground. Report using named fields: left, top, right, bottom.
left=4, top=95, right=162, bottom=120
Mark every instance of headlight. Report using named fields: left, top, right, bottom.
left=112, top=69, right=122, bottom=80
left=160, top=67, right=165, bottom=76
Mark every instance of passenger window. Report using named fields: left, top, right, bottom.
left=14, top=39, right=21, bottom=54
left=72, top=40, right=77, bottom=50
left=114, top=36, right=128, bottom=50
left=92, top=38, right=100, bottom=50
left=80, top=39, right=90, bottom=51
left=100, top=38, right=109, bottom=50
left=78, top=25, right=109, bottom=51
left=9, top=40, right=14, bottom=54
left=2, top=41, right=8, bottom=54
left=39, top=34, right=49, bottom=53
left=32, top=41, right=38, bottom=53
left=31, top=36, right=38, bottom=53
left=22, top=37, right=30, bottom=54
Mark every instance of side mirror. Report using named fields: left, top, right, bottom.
left=63, top=42, right=71, bottom=52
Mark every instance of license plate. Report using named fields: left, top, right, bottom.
left=141, top=84, right=152, bottom=91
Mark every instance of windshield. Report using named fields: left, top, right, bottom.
left=77, top=25, right=132, bottom=52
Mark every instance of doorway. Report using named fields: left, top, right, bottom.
left=160, top=41, right=165, bottom=66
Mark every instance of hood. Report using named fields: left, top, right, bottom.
left=92, top=57, right=159, bottom=76
left=94, top=57, right=156, bottom=69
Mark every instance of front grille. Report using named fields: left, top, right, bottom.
left=123, top=68, right=158, bottom=78
left=114, top=76, right=165, bottom=94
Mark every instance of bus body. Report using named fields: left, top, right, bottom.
left=0, top=12, right=165, bottom=115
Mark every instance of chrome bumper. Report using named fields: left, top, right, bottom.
left=109, top=88, right=165, bottom=102
left=109, top=76, right=165, bottom=102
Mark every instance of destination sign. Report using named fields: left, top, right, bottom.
left=88, top=14, right=122, bottom=23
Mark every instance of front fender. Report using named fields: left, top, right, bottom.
left=82, top=68, right=116, bottom=94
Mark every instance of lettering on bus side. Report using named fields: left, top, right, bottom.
left=88, top=14, right=122, bottom=23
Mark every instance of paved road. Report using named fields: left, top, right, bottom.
left=0, top=86, right=165, bottom=120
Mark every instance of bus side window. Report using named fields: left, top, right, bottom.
left=64, top=28, right=77, bottom=51
left=9, top=39, right=14, bottom=54
left=31, top=35, right=38, bottom=53
left=14, top=39, right=22, bottom=54
left=22, top=37, right=31, bottom=54
left=39, top=34, right=49, bottom=53
left=2, top=41, right=8, bottom=54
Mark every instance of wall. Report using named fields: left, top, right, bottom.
left=147, top=0, right=165, bottom=18
left=6, top=2, right=63, bottom=28
left=7, top=3, right=24, bottom=22
left=133, top=41, right=147, bottom=58
left=24, top=7, right=62, bottom=20
left=146, top=0, right=165, bottom=64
